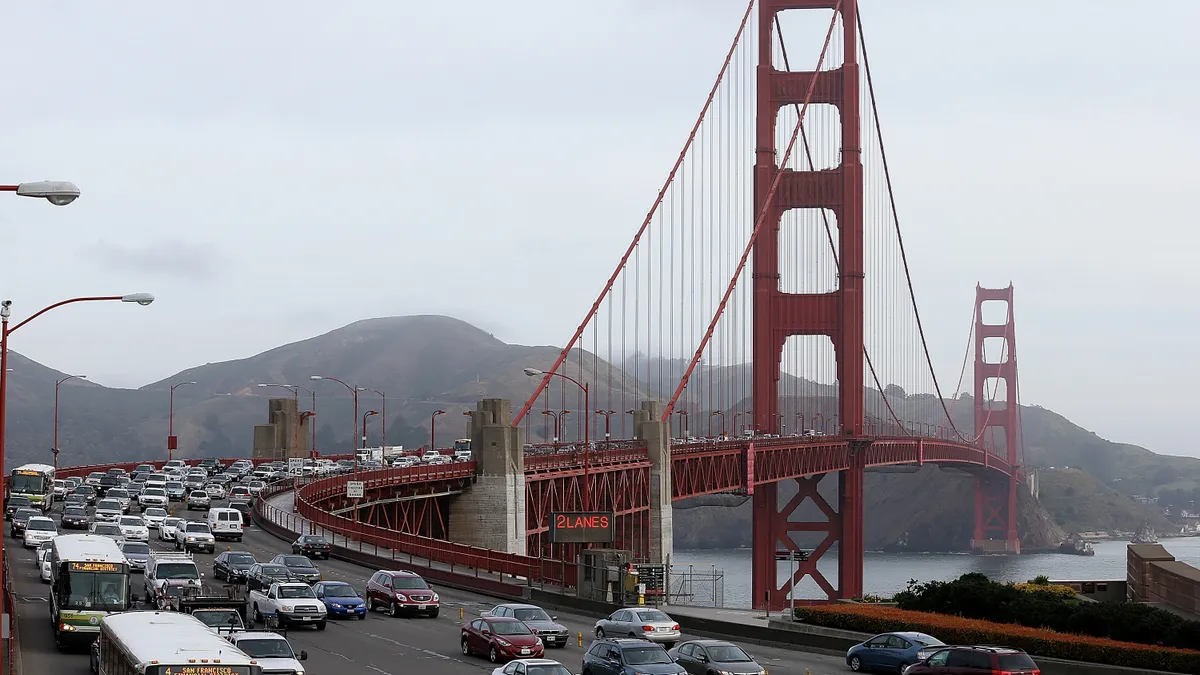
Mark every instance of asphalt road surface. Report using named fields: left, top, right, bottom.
left=9, top=498, right=853, bottom=675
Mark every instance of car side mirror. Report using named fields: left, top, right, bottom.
left=697, top=655, right=708, bottom=663
left=200, top=573, right=206, bottom=578
left=299, top=650, right=308, bottom=661
left=551, top=615, right=558, bottom=621
left=482, top=629, right=491, bottom=636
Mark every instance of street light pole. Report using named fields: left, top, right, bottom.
left=362, top=411, right=379, bottom=450
left=431, top=410, right=446, bottom=453
left=594, top=409, right=616, bottom=443
left=710, top=411, right=725, bottom=437
left=524, top=368, right=591, bottom=510
left=53, top=374, right=87, bottom=470
left=168, top=380, right=197, bottom=461
left=0, top=293, right=153, bottom=652
left=309, top=376, right=362, bottom=456
left=365, top=389, right=386, bottom=448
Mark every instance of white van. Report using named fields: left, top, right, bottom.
left=207, top=507, right=243, bottom=542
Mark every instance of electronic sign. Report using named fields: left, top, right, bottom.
left=68, top=562, right=123, bottom=573
left=549, top=511, right=614, bottom=544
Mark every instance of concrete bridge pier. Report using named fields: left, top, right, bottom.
left=632, top=401, right=673, bottom=566
left=447, top=398, right=526, bottom=554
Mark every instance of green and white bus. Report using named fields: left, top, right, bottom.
left=93, top=610, right=262, bottom=672
left=49, top=534, right=132, bottom=647
left=93, top=611, right=262, bottom=675
left=10, top=462, right=55, bottom=513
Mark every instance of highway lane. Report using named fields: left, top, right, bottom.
left=10, top=498, right=854, bottom=675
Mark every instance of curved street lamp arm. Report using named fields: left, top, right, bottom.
left=11, top=296, right=124, bottom=333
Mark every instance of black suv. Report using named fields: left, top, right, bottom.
left=583, top=638, right=687, bottom=675
left=905, top=646, right=1039, bottom=674
left=4, top=496, right=31, bottom=520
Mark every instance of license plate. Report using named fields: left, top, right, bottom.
left=417, top=604, right=427, bottom=610
left=521, top=649, right=530, bottom=655
left=657, top=627, right=669, bottom=632
left=301, top=616, right=312, bottom=621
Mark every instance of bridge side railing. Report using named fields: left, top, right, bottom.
left=2, top=554, right=19, bottom=675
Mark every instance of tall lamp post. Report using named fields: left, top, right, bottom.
left=52, top=374, right=87, bottom=470
left=541, top=409, right=568, bottom=442
left=310, top=375, right=363, bottom=455
left=710, top=410, right=725, bottom=437
left=430, top=410, right=446, bottom=452
left=364, top=388, right=386, bottom=448
left=0, top=292, right=153, bottom=641
left=168, top=380, right=197, bottom=460
left=362, top=410, right=379, bottom=449
left=299, top=411, right=317, bottom=457
left=524, top=367, right=592, bottom=510
left=258, top=383, right=316, bottom=457
left=594, top=409, right=616, bottom=443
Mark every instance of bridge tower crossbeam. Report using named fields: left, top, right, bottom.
left=751, top=0, right=865, bottom=609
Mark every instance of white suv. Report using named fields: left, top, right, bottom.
left=228, top=631, right=308, bottom=673
left=139, top=487, right=168, bottom=508
left=176, top=521, right=216, bottom=553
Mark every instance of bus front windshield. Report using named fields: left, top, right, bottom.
left=61, top=571, right=127, bottom=611
left=10, top=473, right=47, bottom=494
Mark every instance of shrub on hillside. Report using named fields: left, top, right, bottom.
left=893, top=572, right=1200, bottom=649
left=793, top=604, right=1200, bottom=673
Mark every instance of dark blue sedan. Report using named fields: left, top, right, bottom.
left=313, top=581, right=367, bottom=619
left=846, top=632, right=944, bottom=673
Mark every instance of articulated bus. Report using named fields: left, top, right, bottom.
left=93, top=611, right=262, bottom=675
left=49, top=534, right=133, bottom=647
left=9, top=462, right=55, bottom=513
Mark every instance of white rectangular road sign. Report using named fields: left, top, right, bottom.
left=346, top=481, right=365, bottom=499
left=288, top=457, right=304, bottom=473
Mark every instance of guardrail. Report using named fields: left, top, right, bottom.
left=296, top=463, right=476, bottom=507
left=525, top=446, right=649, bottom=473
left=2, top=555, right=19, bottom=675
left=52, top=454, right=355, bottom=480
left=254, top=473, right=564, bottom=586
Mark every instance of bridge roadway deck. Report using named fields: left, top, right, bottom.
left=13, top=495, right=850, bottom=675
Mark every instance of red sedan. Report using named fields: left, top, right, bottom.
left=461, top=617, right=546, bottom=663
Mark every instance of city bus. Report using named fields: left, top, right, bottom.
left=9, top=463, right=55, bottom=513
left=49, top=534, right=133, bottom=647
left=452, top=438, right=471, bottom=453
left=93, top=610, right=262, bottom=675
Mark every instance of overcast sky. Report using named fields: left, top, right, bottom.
left=1, top=1, right=1196, bottom=457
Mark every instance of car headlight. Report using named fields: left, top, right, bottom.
left=432, top=592, right=439, bottom=601
left=395, top=593, right=407, bottom=601
left=496, top=638, right=511, bottom=647
left=281, top=605, right=293, bottom=612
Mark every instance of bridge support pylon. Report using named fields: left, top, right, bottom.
left=971, top=284, right=1021, bottom=555
left=447, top=398, right=526, bottom=554
left=750, top=0, right=865, bottom=607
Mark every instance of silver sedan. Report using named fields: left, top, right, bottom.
left=593, top=607, right=681, bottom=646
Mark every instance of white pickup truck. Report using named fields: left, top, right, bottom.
left=246, top=582, right=327, bottom=630
left=227, top=631, right=309, bottom=675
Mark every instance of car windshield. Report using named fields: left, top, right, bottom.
left=144, top=508, right=167, bottom=518
left=27, top=519, right=56, bottom=531
left=227, top=553, right=256, bottom=565
left=278, top=585, right=316, bottom=599
left=93, top=524, right=121, bottom=535
left=636, top=610, right=671, bottom=622
left=393, top=576, right=428, bottom=590
left=490, top=620, right=532, bottom=635
left=911, top=634, right=944, bottom=647
left=144, top=488, right=165, bottom=496
left=190, top=491, right=207, bottom=497
left=322, top=584, right=358, bottom=598
left=512, top=608, right=552, bottom=622
left=122, top=543, right=150, bottom=555
left=120, top=517, right=144, bottom=527
left=263, top=566, right=290, bottom=577
left=526, top=666, right=572, bottom=675
left=237, top=638, right=294, bottom=658
left=166, top=482, right=183, bottom=489
left=185, top=524, right=211, bottom=533
left=706, top=645, right=752, bottom=662
left=7, top=497, right=30, bottom=507
left=63, top=507, right=86, bottom=516
left=14, top=509, right=38, bottom=520
left=302, top=536, right=327, bottom=544
left=157, top=562, right=199, bottom=579
left=75, top=485, right=94, bottom=493
left=108, top=489, right=128, bottom=498
left=192, top=610, right=243, bottom=629
left=281, top=556, right=314, bottom=568
left=623, top=647, right=673, bottom=665
left=163, top=518, right=183, bottom=527
left=97, top=501, right=120, bottom=511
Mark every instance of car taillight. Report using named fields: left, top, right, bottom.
left=672, top=623, right=680, bottom=630
left=642, top=625, right=655, bottom=631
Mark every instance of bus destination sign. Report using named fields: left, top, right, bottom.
left=14, top=469, right=42, bottom=476
left=151, top=666, right=253, bottom=675
left=549, top=511, right=614, bottom=544
left=68, top=562, right=123, bottom=573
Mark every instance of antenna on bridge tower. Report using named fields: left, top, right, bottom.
left=971, top=283, right=1021, bottom=554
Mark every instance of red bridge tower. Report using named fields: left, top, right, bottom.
left=972, top=284, right=1021, bottom=554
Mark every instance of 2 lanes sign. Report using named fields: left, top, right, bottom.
left=549, top=511, right=614, bottom=544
